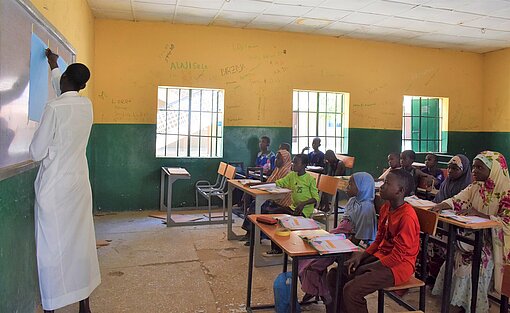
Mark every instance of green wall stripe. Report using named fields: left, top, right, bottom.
left=0, top=168, right=38, bottom=313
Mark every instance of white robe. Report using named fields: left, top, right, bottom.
left=30, top=68, right=100, bottom=310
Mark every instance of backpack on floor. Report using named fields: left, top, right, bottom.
left=273, top=272, right=301, bottom=313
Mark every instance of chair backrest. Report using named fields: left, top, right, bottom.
left=306, top=171, right=321, bottom=186
left=413, top=207, right=438, bottom=236
left=224, top=164, right=237, bottom=180
left=217, top=162, right=227, bottom=175
left=336, top=154, right=355, bottom=169
left=502, top=264, right=510, bottom=297
left=317, top=175, right=340, bottom=196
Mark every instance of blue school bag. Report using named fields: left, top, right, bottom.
left=273, top=272, right=301, bottom=313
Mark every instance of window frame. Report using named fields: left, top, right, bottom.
left=156, top=86, right=224, bottom=158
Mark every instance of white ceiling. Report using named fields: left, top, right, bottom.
left=87, top=0, right=510, bottom=53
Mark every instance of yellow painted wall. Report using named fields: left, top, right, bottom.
left=483, top=48, right=510, bottom=132
left=29, top=0, right=95, bottom=98
left=94, top=19, right=485, bottom=131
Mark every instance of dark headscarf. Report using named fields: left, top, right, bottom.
left=433, top=154, right=472, bottom=203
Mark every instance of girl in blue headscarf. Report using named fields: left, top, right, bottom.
left=333, top=172, right=377, bottom=245
left=298, top=172, right=377, bottom=304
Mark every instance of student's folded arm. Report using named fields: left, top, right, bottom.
left=378, top=215, right=420, bottom=268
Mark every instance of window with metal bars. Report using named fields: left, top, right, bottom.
left=156, top=87, right=224, bottom=158
left=402, top=96, right=446, bottom=152
left=292, top=90, right=348, bottom=155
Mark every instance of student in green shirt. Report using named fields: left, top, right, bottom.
left=265, top=154, right=320, bottom=256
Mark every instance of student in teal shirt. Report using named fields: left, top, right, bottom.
left=265, top=154, right=320, bottom=256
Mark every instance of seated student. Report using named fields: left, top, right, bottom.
left=255, top=136, right=276, bottom=176
left=422, top=153, right=445, bottom=189
left=264, top=154, right=320, bottom=256
left=400, top=149, right=437, bottom=193
left=433, top=154, right=472, bottom=203
left=298, top=172, right=377, bottom=304
left=324, top=150, right=346, bottom=176
left=431, top=151, right=510, bottom=313
left=301, top=137, right=325, bottom=168
left=377, top=152, right=400, bottom=181
left=240, top=150, right=292, bottom=241
left=278, top=142, right=291, bottom=153
left=326, top=169, right=420, bottom=313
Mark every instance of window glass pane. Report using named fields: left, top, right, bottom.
left=335, top=114, right=342, bottom=136
left=212, top=114, right=217, bottom=137
left=166, top=111, right=179, bottom=134
left=318, top=113, right=326, bottom=136
left=168, top=89, right=179, bottom=110
left=292, top=137, right=299, bottom=155
left=157, top=111, right=166, bottom=134
left=326, top=114, right=335, bottom=136
left=200, top=137, right=211, bottom=157
left=336, top=94, right=343, bottom=112
left=157, top=88, right=166, bottom=110
left=298, top=92, right=308, bottom=111
left=318, top=93, right=327, bottom=112
left=179, top=112, right=189, bottom=135
left=299, top=137, right=308, bottom=152
left=178, top=135, right=187, bottom=156
left=336, top=137, right=342, bottom=152
left=190, top=112, right=200, bottom=136
left=165, top=135, right=178, bottom=157
left=200, top=112, right=211, bottom=136
left=156, top=134, right=166, bottom=157
left=326, top=94, right=336, bottom=112
left=189, top=137, right=199, bottom=157
left=292, top=112, right=299, bottom=137
left=211, top=137, right=217, bottom=157
left=217, top=114, right=223, bottom=137
left=218, top=91, right=224, bottom=112
left=202, top=90, right=213, bottom=112
left=298, top=113, right=308, bottom=136
left=191, top=90, right=202, bottom=111
left=216, top=138, right=223, bottom=157
left=309, top=92, right=318, bottom=112
left=293, top=91, right=298, bottom=111
left=212, top=91, right=218, bottom=112
left=179, top=89, right=190, bottom=110
left=309, top=113, right=317, bottom=137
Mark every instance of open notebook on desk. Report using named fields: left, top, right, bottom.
left=440, top=210, right=491, bottom=224
left=250, top=183, right=291, bottom=194
left=405, top=195, right=436, bottom=209
left=298, top=233, right=358, bottom=255
left=277, top=216, right=320, bottom=230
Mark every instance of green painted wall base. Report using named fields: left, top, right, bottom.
left=0, top=168, right=39, bottom=313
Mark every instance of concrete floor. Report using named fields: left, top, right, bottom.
left=39, top=210, right=502, bottom=313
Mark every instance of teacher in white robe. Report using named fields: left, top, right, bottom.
left=29, top=49, right=100, bottom=313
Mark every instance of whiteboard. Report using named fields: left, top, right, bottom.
left=0, top=0, right=75, bottom=180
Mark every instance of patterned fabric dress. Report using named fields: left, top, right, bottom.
left=432, top=151, right=510, bottom=313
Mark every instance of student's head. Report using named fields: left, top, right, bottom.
left=60, top=63, right=90, bottom=92
left=324, top=150, right=337, bottom=164
left=400, top=150, right=416, bottom=168
left=278, top=142, right=291, bottom=152
left=380, top=169, right=415, bottom=201
left=259, top=136, right=270, bottom=151
left=446, top=154, right=470, bottom=181
left=292, top=154, right=308, bottom=173
left=472, top=157, right=491, bottom=182
left=387, top=152, right=400, bottom=169
left=311, top=137, right=321, bottom=151
left=348, top=172, right=376, bottom=200
left=425, top=154, right=438, bottom=169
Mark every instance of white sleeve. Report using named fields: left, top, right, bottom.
left=29, top=105, right=56, bottom=161
left=51, top=68, right=62, bottom=96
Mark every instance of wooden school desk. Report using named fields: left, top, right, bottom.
left=413, top=205, right=501, bottom=313
left=246, top=214, right=348, bottom=313
left=159, top=167, right=191, bottom=227
left=226, top=180, right=291, bottom=267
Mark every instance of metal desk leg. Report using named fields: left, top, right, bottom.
left=246, top=221, right=256, bottom=311
left=283, top=253, right=288, bottom=273
left=254, top=195, right=284, bottom=267
left=334, top=190, right=340, bottom=229
left=290, top=257, right=299, bottom=313
left=334, top=255, right=344, bottom=313
left=160, top=169, right=165, bottom=211
left=471, top=230, right=483, bottom=313
left=442, top=225, right=457, bottom=313
left=227, top=183, right=237, bottom=240
left=166, top=176, right=175, bottom=227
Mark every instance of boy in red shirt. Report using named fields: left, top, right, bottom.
left=327, top=168, right=420, bottom=313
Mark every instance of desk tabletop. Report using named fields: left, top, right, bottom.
left=411, top=205, right=501, bottom=230
left=228, top=180, right=291, bottom=197
left=163, top=167, right=190, bottom=176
